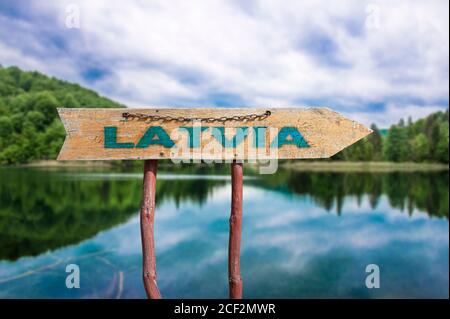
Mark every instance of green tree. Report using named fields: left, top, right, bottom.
left=39, top=119, right=66, bottom=158
left=0, top=99, right=7, bottom=116
left=9, top=94, right=28, bottom=113
left=0, top=116, right=13, bottom=138
left=10, top=113, right=24, bottom=133
left=425, top=115, right=441, bottom=160
left=436, top=121, right=449, bottom=163
left=384, top=124, right=409, bottom=162
left=368, top=124, right=383, bottom=160
left=33, top=91, right=59, bottom=123
left=410, top=133, right=429, bottom=162
left=0, top=142, right=27, bottom=164
left=25, top=111, right=46, bottom=131
left=62, top=93, right=80, bottom=108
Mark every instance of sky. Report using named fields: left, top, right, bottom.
left=0, top=0, right=448, bottom=127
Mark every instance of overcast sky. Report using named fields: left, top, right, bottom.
left=0, top=0, right=448, bottom=127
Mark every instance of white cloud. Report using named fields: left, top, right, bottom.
left=0, top=0, right=448, bottom=126
left=344, top=103, right=448, bottom=127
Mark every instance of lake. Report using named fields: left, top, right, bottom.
left=0, top=164, right=448, bottom=298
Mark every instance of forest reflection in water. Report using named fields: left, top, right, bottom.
left=0, top=165, right=447, bottom=261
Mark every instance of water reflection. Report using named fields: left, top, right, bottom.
left=0, top=166, right=448, bottom=298
left=255, top=170, right=449, bottom=218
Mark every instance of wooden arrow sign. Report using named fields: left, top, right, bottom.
left=57, top=107, right=372, bottom=161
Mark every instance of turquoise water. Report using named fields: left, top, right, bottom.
left=0, top=166, right=448, bottom=298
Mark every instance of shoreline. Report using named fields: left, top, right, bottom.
left=281, top=161, right=449, bottom=172
left=19, top=160, right=114, bottom=167
left=6, top=160, right=449, bottom=172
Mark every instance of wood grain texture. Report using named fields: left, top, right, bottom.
left=229, top=161, right=243, bottom=299
left=57, top=107, right=372, bottom=160
left=140, top=160, right=161, bottom=299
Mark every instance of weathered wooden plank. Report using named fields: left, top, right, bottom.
left=57, top=107, right=371, bottom=160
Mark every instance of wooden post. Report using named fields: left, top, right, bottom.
left=140, top=160, right=161, bottom=299
left=229, top=161, right=243, bottom=299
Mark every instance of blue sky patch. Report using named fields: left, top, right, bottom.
left=81, top=67, right=109, bottom=82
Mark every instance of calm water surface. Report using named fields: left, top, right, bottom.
left=0, top=165, right=448, bottom=298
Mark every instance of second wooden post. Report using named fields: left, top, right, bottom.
left=229, top=161, right=243, bottom=299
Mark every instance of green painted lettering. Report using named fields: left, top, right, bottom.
left=104, top=126, right=134, bottom=148
left=270, top=127, right=310, bottom=148
left=211, top=127, right=249, bottom=148
left=136, top=126, right=175, bottom=148
left=180, top=126, right=209, bottom=148
left=252, top=126, right=267, bottom=148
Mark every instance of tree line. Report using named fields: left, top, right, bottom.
left=0, top=65, right=448, bottom=164
left=333, top=110, right=449, bottom=163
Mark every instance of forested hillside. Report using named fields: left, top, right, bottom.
left=0, top=65, right=448, bottom=164
left=0, top=65, right=124, bottom=164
